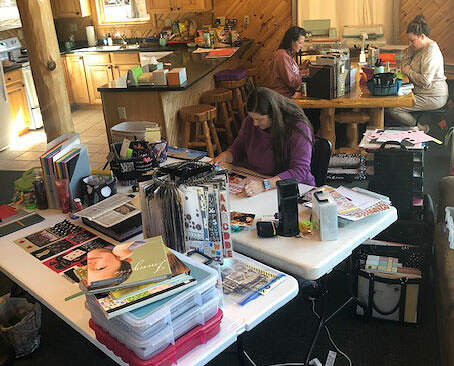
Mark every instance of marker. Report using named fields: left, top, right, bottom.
left=65, top=291, right=84, bottom=301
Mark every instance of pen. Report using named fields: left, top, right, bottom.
left=65, top=291, right=84, bottom=301
left=238, top=274, right=285, bottom=306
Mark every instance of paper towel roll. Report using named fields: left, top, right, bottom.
left=86, top=26, right=96, bottom=47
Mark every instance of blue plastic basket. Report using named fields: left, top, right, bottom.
left=367, top=78, right=402, bottom=96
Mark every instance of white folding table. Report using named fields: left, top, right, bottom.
left=231, top=184, right=398, bottom=363
left=0, top=210, right=298, bottom=366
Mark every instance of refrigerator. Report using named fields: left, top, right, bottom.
left=0, top=64, right=13, bottom=151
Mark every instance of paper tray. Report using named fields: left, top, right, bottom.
left=89, top=309, right=223, bottom=366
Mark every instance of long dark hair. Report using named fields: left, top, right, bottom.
left=407, top=15, right=430, bottom=37
left=246, top=87, right=313, bottom=174
left=278, top=26, right=307, bottom=53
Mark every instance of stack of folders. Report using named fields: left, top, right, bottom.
left=40, top=132, right=91, bottom=209
left=78, top=236, right=197, bottom=319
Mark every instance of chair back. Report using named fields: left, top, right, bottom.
left=311, top=136, right=332, bottom=187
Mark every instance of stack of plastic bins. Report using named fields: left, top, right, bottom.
left=86, top=251, right=222, bottom=361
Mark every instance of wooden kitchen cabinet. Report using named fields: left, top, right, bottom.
left=63, top=52, right=140, bottom=105
left=149, top=0, right=209, bottom=12
left=65, top=55, right=90, bottom=104
left=174, top=0, right=209, bottom=11
left=61, top=57, right=74, bottom=106
left=112, top=64, right=138, bottom=79
left=85, top=64, right=114, bottom=104
left=5, top=69, right=32, bottom=129
left=110, top=52, right=140, bottom=79
left=51, top=0, right=91, bottom=18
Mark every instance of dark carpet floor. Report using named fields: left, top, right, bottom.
left=0, top=142, right=448, bottom=366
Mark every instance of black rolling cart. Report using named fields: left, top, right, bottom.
left=352, top=141, right=435, bottom=325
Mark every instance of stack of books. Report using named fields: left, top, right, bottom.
left=78, top=236, right=197, bottom=319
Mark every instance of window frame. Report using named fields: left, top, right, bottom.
left=96, top=0, right=150, bottom=25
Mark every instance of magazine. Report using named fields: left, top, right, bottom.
left=109, top=248, right=191, bottom=299
left=77, top=193, right=140, bottom=227
left=84, top=236, right=172, bottom=294
left=90, top=277, right=197, bottom=319
left=303, top=185, right=391, bottom=221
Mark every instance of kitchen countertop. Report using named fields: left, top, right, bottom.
left=97, top=39, right=253, bottom=92
left=60, top=43, right=193, bottom=55
left=3, top=63, right=22, bottom=73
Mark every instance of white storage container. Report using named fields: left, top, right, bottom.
left=110, top=122, right=159, bottom=143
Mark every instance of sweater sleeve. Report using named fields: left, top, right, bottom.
left=275, top=51, right=302, bottom=91
left=407, top=45, right=442, bottom=89
left=278, top=123, right=315, bottom=186
left=227, top=117, right=249, bottom=163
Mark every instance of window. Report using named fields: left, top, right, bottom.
left=97, top=0, right=149, bottom=24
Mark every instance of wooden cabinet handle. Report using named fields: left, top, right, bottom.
left=76, top=11, right=80, bottom=15
left=177, top=7, right=180, bottom=10
left=170, top=7, right=173, bottom=10
left=7, top=77, right=11, bottom=81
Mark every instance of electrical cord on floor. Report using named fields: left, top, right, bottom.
left=242, top=351, right=305, bottom=366
left=241, top=299, right=353, bottom=366
left=311, top=299, right=352, bottom=366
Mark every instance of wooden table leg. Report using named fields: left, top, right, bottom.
left=369, top=107, right=385, bottom=129
left=319, top=108, right=336, bottom=148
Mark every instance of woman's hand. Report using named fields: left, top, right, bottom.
left=300, top=59, right=311, bottom=69
left=212, top=151, right=233, bottom=165
left=244, top=180, right=265, bottom=197
left=402, top=64, right=412, bottom=76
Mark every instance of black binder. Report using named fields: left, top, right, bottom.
left=307, top=64, right=336, bottom=100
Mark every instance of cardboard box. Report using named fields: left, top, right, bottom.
left=167, top=67, right=187, bottom=87
left=152, top=69, right=168, bottom=86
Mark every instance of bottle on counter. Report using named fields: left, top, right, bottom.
left=107, top=33, right=113, bottom=46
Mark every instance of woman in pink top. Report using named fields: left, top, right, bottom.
left=267, top=26, right=310, bottom=98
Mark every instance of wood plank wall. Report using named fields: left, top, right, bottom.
left=214, top=0, right=293, bottom=84
left=400, top=0, right=454, bottom=58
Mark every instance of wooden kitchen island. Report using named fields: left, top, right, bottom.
left=98, top=40, right=253, bottom=146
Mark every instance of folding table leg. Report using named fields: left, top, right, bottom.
left=237, top=334, right=246, bottom=366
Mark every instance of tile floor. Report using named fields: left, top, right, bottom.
left=0, top=106, right=109, bottom=171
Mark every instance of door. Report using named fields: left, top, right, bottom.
left=7, top=83, right=32, bottom=131
left=149, top=0, right=173, bottom=12
left=66, top=55, right=90, bottom=104
left=112, top=64, right=140, bottom=80
left=53, top=0, right=81, bottom=17
left=174, top=0, right=206, bottom=11
left=86, top=65, right=114, bottom=104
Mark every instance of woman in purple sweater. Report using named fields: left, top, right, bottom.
left=213, top=87, right=315, bottom=196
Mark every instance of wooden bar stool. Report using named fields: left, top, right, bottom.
left=179, top=104, right=222, bottom=158
left=335, top=109, right=370, bottom=153
left=201, top=88, right=237, bottom=146
left=245, top=67, right=258, bottom=90
left=216, top=78, right=248, bottom=123
left=214, top=69, right=248, bottom=124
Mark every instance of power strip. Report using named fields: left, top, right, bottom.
left=326, top=350, right=337, bottom=366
